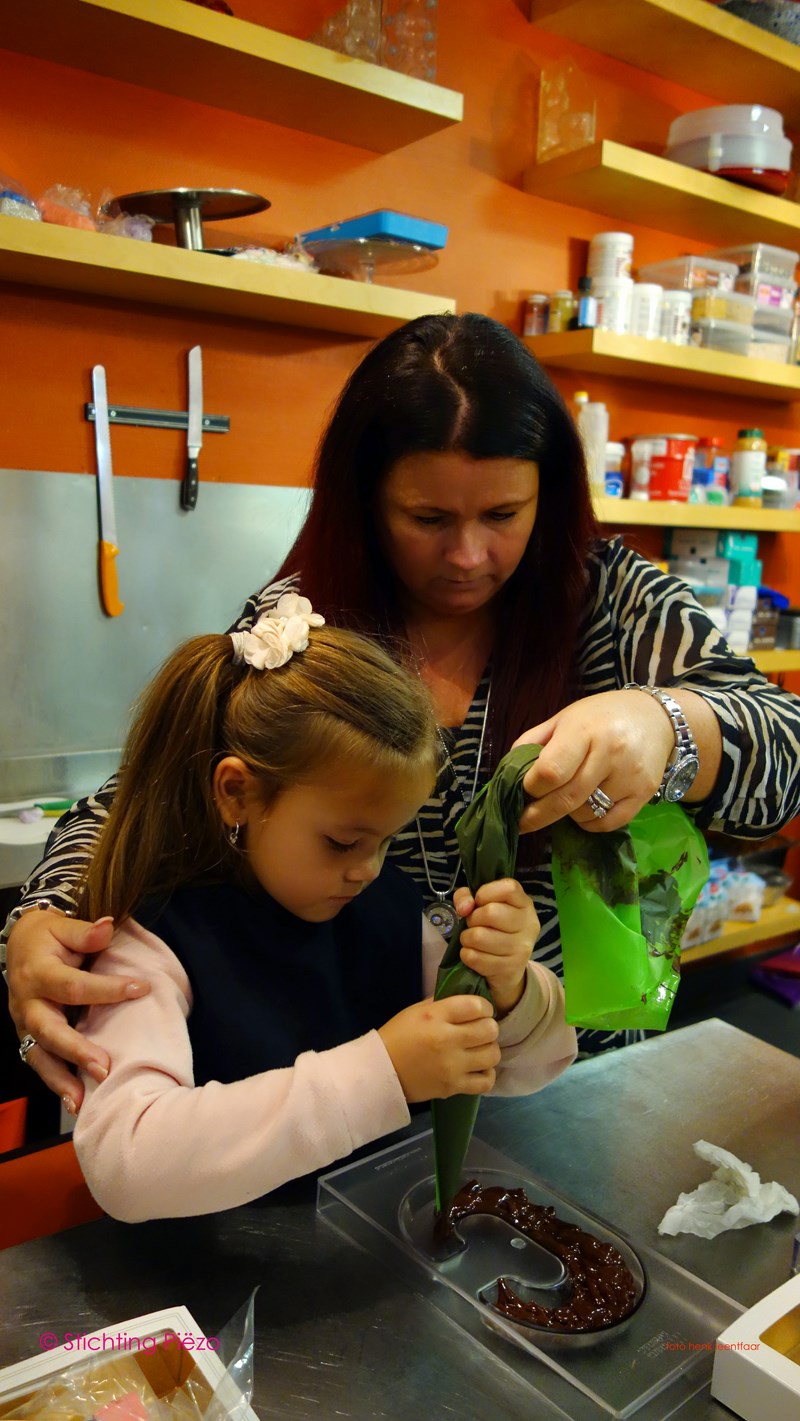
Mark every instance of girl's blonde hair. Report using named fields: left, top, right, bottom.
left=79, top=626, right=438, bottom=923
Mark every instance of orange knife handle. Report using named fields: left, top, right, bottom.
left=99, top=540, right=124, bottom=617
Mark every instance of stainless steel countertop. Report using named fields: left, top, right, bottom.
left=1, top=1020, right=798, bottom=1419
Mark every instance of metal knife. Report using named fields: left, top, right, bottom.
left=181, top=345, right=203, bottom=510
left=91, top=365, right=124, bottom=617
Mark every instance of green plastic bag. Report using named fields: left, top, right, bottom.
left=432, top=744, right=541, bottom=1214
left=551, top=801, right=709, bottom=1032
left=431, top=745, right=709, bottom=1214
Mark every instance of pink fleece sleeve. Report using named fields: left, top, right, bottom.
left=73, top=921, right=411, bottom=1222
left=421, top=917, right=577, bottom=1094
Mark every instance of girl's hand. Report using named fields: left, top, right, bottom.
left=453, top=878, right=538, bottom=1016
left=379, top=995, right=500, bottom=1102
left=6, top=909, right=151, bottom=1109
left=512, top=689, right=676, bottom=834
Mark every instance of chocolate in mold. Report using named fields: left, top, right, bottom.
left=438, top=1180, right=641, bottom=1333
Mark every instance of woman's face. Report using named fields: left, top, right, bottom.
left=377, top=451, right=539, bottom=619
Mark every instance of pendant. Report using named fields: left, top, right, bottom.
left=424, top=898, right=458, bottom=939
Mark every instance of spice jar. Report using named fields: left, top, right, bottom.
left=547, top=289, right=574, bottom=333
left=522, top=293, right=548, bottom=336
left=730, top=428, right=767, bottom=507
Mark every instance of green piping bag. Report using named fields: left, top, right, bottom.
left=431, top=743, right=541, bottom=1215
left=431, top=744, right=708, bottom=1216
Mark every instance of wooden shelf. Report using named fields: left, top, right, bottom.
left=593, top=497, right=800, bottom=531
left=523, top=141, right=800, bottom=250
left=682, top=895, right=800, bottom=965
left=529, top=0, right=800, bottom=127
left=526, top=329, right=800, bottom=401
left=0, top=217, right=456, bottom=337
left=751, top=650, right=800, bottom=674
left=0, top=0, right=463, bottom=153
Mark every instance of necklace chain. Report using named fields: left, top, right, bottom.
left=416, top=680, right=492, bottom=903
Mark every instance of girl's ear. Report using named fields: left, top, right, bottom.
left=213, top=756, right=254, bottom=827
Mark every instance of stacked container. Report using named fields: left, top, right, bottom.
left=707, top=243, right=799, bottom=363
left=587, top=232, right=633, bottom=334
left=637, top=256, right=738, bottom=349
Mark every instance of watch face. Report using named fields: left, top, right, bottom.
left=664, top=755, right=700, bottom=803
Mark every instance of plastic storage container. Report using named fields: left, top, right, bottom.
left=659, top=289, right=692, bottom=344
left=631, top=434, right=696, bottom=501
left=738, top=270, right=797, bottom=310
left=638, top=255, right=738, bottom=292
left=629, top=283, right=663, bottom=338
left=709, top=243, right=799, bottom=283
left=587, top=231, right=633, bottom=282
left=691, top=317, right=751, bottom=355
left=297, top=209, right=448, bottom=249
left=665, top=105, right=793, bottom=195
left=691, top=290, right=754, bottom=325
left=749, top=329, right=791, bottom=363
left=594, top=278, right=632, bottom=333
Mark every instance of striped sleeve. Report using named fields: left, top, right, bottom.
left=591, top=538, right=800, bottom=836
left=1, top=573, right=302, bottom=946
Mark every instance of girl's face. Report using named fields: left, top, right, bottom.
left=218, top=758, right=433, bottom=922
left=377, top=451, right=539, bottom=620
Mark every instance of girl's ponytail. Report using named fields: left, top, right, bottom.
left=79, top=636, right=239, bottom=923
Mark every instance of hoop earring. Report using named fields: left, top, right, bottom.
left=228, top=821, right=241, bottom=848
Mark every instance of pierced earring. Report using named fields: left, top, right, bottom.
left=228, top=821, right=241, bottom=848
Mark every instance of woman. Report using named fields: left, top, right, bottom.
left=8, top=313, right=800, bottom=1105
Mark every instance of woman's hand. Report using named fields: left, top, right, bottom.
left=379, top=995, right=500, bottom=1102
left=453, top=879, right=538, bottom=1016
left=6, top=909, right=150, bottom=1111
left=513, top=689, right=677, bottom=834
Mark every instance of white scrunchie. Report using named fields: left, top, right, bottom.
left=230, top=593, right=325, bottom=670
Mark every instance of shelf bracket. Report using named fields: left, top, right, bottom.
left=85, top=403, right=230, bottom=434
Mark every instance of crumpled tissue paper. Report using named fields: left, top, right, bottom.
left=658, top=1139, right=799, bottom=1239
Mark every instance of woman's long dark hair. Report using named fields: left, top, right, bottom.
left=276, top=313, right=598, bottom=763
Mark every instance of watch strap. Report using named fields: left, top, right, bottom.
left=622, top=683, right=698, bottom=803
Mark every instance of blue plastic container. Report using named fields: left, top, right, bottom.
left=297, top=209, right=448, bottom=250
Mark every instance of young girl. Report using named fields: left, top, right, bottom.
left=72, top=595, right=576, bottom=1221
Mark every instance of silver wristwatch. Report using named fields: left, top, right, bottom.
left=623, top=684, right=700, bottom=804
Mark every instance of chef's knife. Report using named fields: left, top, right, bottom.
left=181, top=345, right=203, bottom=510
left=92, top=365, right=124, bottom=618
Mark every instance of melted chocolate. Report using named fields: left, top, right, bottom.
left=438, top=1181, right=640, bottom=1333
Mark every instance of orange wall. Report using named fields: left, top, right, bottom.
left=1, top=0, right=799, bottom=599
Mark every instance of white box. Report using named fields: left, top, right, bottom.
left=711, top=1272, right=800, bottom=1420
left=0, top=1306, right=259, bottom=1420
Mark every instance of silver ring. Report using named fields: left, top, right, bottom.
left=587, top=788, right=615, bottom=819
left=18, top=1033, right=38, bottom=1065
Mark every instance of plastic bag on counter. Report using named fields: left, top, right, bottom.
left=0, top=1295, right=258, bottom=1421
left=38, top=184, right=96, bottom=230
left=552, top=801, right=709, bottom=1032
left=0, top=171, right=41, bottom=221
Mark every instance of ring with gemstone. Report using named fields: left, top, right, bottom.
left=587, top=788, right=615, bottom=818
left=18, top=1033, right=38, bottom=1065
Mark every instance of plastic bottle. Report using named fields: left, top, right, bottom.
left=730, top=428, right=767, bottom=508
left=568, top=276, right=598, bottom=330
left=574, top=391, right=609, bottom=495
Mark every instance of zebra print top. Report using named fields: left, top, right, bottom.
left=8, top=538, right=800, bottom=1052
